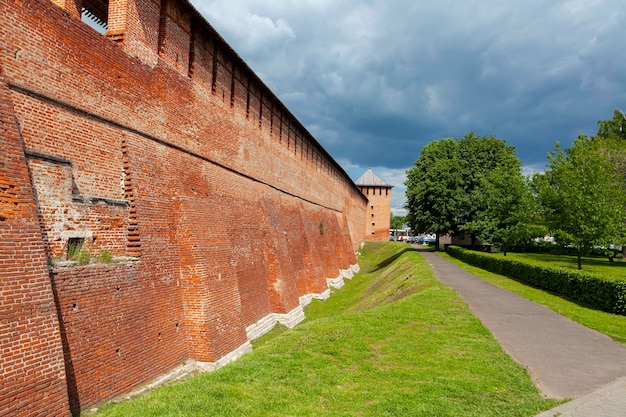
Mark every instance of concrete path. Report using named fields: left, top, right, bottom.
left=418, top=250, right=626, bottom=414
left=534, top=377, right=626, bottom=417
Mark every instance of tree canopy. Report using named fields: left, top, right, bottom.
left=404, top=112, right=626, bottom=265
left=534, top=124, right=626, bottom=268
left=405, top=137, right=462, bottom=239
left=594, top=109, right=626, bottom=183
left=405, top=133, right=529, bottom=248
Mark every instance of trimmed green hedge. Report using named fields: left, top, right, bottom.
left=447, top=246, right=626, bottom=315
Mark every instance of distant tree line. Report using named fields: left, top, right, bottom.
left=404, top=110, right=626, bottom=269
left=390, top=214, right=406, bottom=230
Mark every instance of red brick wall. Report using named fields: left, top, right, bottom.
left=0, top=82, right=71, bottom=417
left=51, top=261, right=189, bottom=414
left=26, top=154, right=130, bottom=259
left=159, top=0, right=191, bottom=74
left=362, top=186, right=393, bottom=241
left=0, top=0, right=368, bottom=414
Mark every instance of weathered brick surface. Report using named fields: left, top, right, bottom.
left=0, top=0, right=368, bottom=415
left=362, top=186, right=393, bottom=241
left=51, top=262, right=190, bottom=414
left=0, top=82, right=71, bottom=416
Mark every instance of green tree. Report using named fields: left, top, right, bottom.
left=477, top=172, right=546, bottom=255
left=405, top=133, right=526, bottom=250
left=405, top=138, right=463, bottom=248
left=390, top=214, right=406, bottom=231
left=594, top=110, right=626, bottom=256
left=595, top=109, right=626, bottom=181
left=596, top=109, right=626, bottom=142
left=455, top=133, right=525, bottom=247
left=534, top=136, right=626, bottom=269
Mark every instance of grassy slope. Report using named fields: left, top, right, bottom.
left=91, top=243, right=558, bottom=417
left=439, top=252, right=626, bottom=344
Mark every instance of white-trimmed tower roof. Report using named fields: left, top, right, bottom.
left=355, top=169, right=392, bottom=187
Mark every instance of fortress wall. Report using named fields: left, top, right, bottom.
left=3, top=0, right=364, bottom=231
left=49, top=262, right=191, bottom=414
left=0, top=82, right=71, bottom=417
left=0, top=0, right=367, bottom=414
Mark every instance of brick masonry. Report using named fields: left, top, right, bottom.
left=0, top=82, right=71, bottom=417
left=362, top=186, right=393, bottom=241
left=0, top=0, right=368, bottom=415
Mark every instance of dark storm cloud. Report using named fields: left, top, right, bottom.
left=192, top=0, right=626, bottom=212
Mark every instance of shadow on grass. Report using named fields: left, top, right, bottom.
left=413, top=244, right=436, bottom=253
left=565, top=256, right=624, bottom=271
left=372, top=246, right=417, bottom=271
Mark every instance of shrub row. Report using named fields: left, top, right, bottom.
left=447, top=246, right=626, bottom=315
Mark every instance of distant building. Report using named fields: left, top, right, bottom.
left=355, top=169, right=393, bottom=241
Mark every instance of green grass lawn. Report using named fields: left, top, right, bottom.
left=438, top=252, right=626, bottom=344
left=90, top=242, right=559, bottom=417
left=485, top=251, right=626, bottom=281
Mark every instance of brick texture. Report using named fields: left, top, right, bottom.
left=362, top=186, right=393, bottom=241
left=0, top=82, right=71, bottom=416
left=0, top=0, right=367, bottom=415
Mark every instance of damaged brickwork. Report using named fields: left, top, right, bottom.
left=0, top=0, right=367, bottom=415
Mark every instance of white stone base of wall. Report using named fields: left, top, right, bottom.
left=114, top=261, right=361, bottom=407
left=340, top=268, right=354, bottom=280
left=245, top=305, right=306, bottom=341
left=194, top=342, right=253, bottom=372
left=326, top=275, right=345, bottom=289
left=274, top=305, right=306, bottom=328
left=122, top=341, right=252, bottom=400
left=245, top=314, right=279, bottom=341
left=248, top=261, right=360, bottom=340
left=299, top=288, right=331, bottom=307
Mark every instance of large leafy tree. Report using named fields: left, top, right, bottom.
left=593, top=109, right=626, bottom=256
left=405, top=138, right=463, bottom=247
left=474, top=169, right=545, bottom=255
left=405, top=133, right=528, bottom=249
left=455, top=133, right=525, bottom=246
left=534, top=135, right=626, bottom=269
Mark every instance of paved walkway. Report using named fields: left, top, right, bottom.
left=418, top=249, right=626, bottom=415
left=534, top=377, right=626, bottom=417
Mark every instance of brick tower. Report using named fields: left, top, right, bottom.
left=356, top=169, right=393, bottom=241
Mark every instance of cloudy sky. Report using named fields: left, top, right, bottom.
left=191, top=0, right=625, bottom=214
